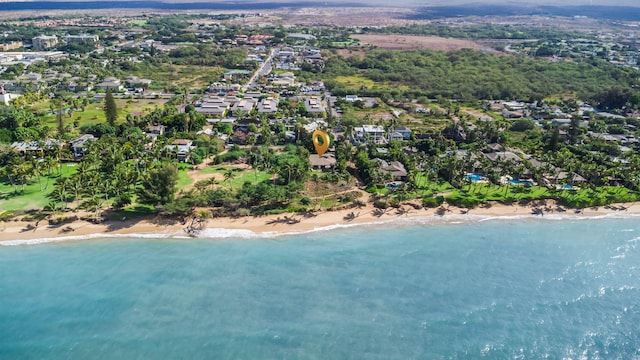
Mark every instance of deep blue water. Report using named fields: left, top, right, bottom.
left=1, top=218, right=640, bottom=359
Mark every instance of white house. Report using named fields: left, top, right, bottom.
left=354, top=125, right=387, bottom=144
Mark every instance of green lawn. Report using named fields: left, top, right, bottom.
left=0, top=163, right=78, bottom=211
left=176, top=163, right=194, bottom=190
left=33, top=99, right=166, bottom=130
left=196, top=165, right=273, bottom=190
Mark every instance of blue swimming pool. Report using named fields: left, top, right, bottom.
left=464, top=173, right=486, bottom=182
left=510, top=179, right=534, bottom=186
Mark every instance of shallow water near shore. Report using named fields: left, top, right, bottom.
left=1, top=218, right=640, bottom=359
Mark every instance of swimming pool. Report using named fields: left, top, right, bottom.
left=509, top=179, right=534, bottom=186
left=464, top=173, right=486, bottom=182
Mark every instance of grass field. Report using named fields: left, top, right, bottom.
left=132, top=64, right=225, bottom=90
left=0, top=163, right=78, bottom=211
left=32, top=98, right=167, bottom=130
left=334, top=75, right=409, bottom=92
left=127, top=20, right=148, bottom=26
left=194, top=165, right=273, bottom=190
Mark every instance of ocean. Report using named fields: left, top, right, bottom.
left=1, top=217, right=639, bottom=359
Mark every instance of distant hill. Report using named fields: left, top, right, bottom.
left=409, top=4, right=640, bottom=21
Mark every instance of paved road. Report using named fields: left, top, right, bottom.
left=243, top=48, right=277, bottom=92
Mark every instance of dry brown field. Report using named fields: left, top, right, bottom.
left=351, top=34, right=483, bottom=51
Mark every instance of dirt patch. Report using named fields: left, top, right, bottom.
left=351, top=34, right=483, bottom=52
left=336, top=49, right=366, bottom=59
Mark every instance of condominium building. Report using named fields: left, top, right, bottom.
left=32, top=35, right=58, bottom=50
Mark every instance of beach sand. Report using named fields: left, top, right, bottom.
left=1, top=199, right=639, bottom=243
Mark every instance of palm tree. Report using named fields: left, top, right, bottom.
left=51, top=176, right=70, bottom=210
left=15, top=161, right=31, bottom=193
left=223, top=168, right=236, bottom=191
left=207, top=176, right=218, bottom=190
left=31, top=158, right=44, bottom=192
left=194, top=180, right=209, bottom=193
left=69, top=176, right=84, bottom=209
left=44, top=201, right=59, bottom=222
left=44, top=156, right=57, bottom=189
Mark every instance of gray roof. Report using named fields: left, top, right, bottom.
left=310, top=153, right=336, bottom=167
left=483, top=151, right=522, bottom=163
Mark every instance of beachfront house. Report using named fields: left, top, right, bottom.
left=375, top=159, right=408, bottom=181
left=310, top=153, right=336, bottom=171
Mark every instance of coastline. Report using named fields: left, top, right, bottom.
left=2, top=200, right=640, bottom=245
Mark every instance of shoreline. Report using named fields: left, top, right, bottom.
left=2, top=200, right=640, bottom=245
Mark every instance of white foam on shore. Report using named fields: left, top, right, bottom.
left=0, top=230, right=180, bottom=246
left=2, top=212, right=640, bottom=246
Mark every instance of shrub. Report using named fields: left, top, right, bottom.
left=373, top=199, right=388, bottom=209
left=510, top=119, right=536, bottom=132
left=422, top=196, right=444, bottom=208
left=445, top=194, right=483, bottom=208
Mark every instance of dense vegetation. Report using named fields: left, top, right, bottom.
left=2, top=13, right=640, bottom=225
left=360, top=24, right=589, bottom=41
left=321, top=49, right=640, bottom=107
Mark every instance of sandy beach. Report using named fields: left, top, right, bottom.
left=2, top=198, right=640, bottom=244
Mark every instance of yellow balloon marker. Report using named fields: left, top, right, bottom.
left=312, top=129, right=330, bottom=157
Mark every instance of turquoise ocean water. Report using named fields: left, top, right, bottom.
left=1, top=216, right=640, bottom=359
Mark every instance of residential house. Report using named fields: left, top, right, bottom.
left=223, top=70, right=252, bottom=81
left=310, top=153, right=336, bottom=171
left=375, top=159, right=408, bottom=181
left=230, top=98, right=256, bottom=114
left=124, top=76, right=152, bottom=89
left=196, top=97, right=230, bottom=117
left=243, top=91, right=263, bottom=99
left=303, top=120, right=327, bottom=133
left=389, top=126, right=412, bottom=141
left=483, top=151, right=522, bottom=163
left=0, top=86, right=21, bottom=105
left=67, top=78, right=93, bottom=92
left=164, top=139, right=195, bottom=162
left=257, top=97, right=279, bottom=115
left=354, top=125, right=387, bottom=144
left=209, top=82, right=241, bottom=93
left=278, top=47, right=295, bottom=59
left=502, top=109, right=524, bottom=118
left=11, top=139, right=63, bottom=154
left=145, top=124, right=166, bottom=140
left=64, top=34, right=99, bottom=45
left=96, top=77, right=123, bottom=91
left=17, top=72, right=45, bottom=91
left=269, top=72, right=296, bottom=87
left=69, top=134, right=96, bottom=158
left=304, top=97, right=325, bottom=115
